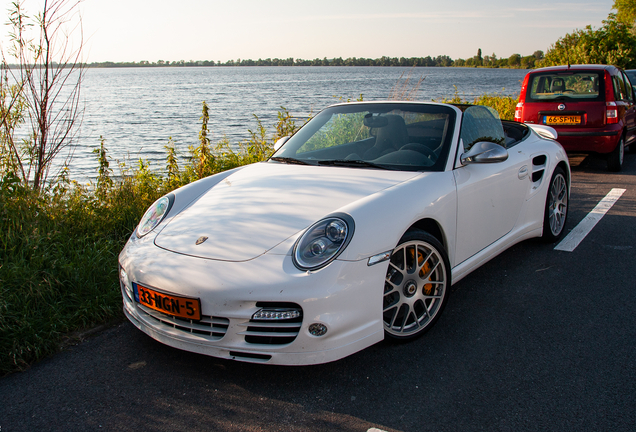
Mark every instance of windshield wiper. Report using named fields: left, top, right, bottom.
left=317, top=159, right=392, bottom=170
left=270, top=156, right=311, bottom=165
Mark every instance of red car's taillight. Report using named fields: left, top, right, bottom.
left=604, top=70, right=619, bottom=124
left=606, top=101, right=619, bottom=124
left=514, top=102, right=523, bottom=122
left=515, top=74, right=530, bottom=123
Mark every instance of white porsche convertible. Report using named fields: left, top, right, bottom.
left=119, top=101, right=570, bottom=365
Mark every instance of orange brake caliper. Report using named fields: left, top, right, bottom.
left=418, top=249, right=434, bottom=296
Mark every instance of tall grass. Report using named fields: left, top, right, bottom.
left=0, top=102, right=302, bottom=375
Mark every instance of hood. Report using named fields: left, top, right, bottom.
left=154, top=162, right=418, bottom=261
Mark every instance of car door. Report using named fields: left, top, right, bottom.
left=453, top=106, right=531, bottom=265
left=619, top=70, right=636, bottom=145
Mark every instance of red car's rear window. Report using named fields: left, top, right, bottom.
left=526, top=71, right=605, bottom=102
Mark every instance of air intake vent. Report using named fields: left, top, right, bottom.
left=532, top=154, right=547, bottom=185
left=229, top=351, right=272, bottom=362
left=137, top=304, right=229, bottom=340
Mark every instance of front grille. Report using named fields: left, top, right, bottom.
left=137, top=303, right=229, bottom=340
left=240, top=302, right=303, bottom=345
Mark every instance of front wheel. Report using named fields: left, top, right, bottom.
left=383, top=230, right=450, bottom=340
left=542, top=167, right=569, bottom=242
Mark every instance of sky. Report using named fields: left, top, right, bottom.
left=0, top=0, right=616, bottom=63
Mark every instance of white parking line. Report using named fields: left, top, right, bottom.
left=555, top=188, right=626, bottom=252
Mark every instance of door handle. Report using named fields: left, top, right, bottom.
left=518, top=165, right=529, bottom=179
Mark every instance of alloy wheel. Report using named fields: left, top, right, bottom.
left=383, top=238, right=448, bottom=338
left=548, top=172, right=568, bottom=237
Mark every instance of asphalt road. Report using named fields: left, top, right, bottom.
left=1, top=152, right=635, bottom=432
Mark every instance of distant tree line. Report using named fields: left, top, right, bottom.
left=87, top=53, right=544, bottom=69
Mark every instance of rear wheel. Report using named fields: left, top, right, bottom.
left=383, top=230, right=450, bottom=340
left=542, top=167, right=568, bottom=242
left=607, top=136, right=624, bottom=172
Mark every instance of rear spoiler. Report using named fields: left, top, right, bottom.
left=527, top=124, right=558, bottom=140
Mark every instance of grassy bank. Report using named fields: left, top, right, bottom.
left=0, top=94, right=517, bottom=376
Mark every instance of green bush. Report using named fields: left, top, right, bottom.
left=473, top=93, right=519, bottom=121
left=437, top=87, right=519, bottom=120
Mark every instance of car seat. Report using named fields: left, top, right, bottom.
left=363, top=115, right=409, bottom=160
left=551, top=78, right=565, bottom=93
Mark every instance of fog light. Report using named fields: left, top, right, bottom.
left=252, top=309, right=301, bottom=320
left=308, top=323, right=328, bottom=336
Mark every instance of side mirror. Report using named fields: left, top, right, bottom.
left=460, top=141, right=508, bottom=165
left=274, top=136, right=290, bottom=151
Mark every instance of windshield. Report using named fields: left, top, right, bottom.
left=527, top=71, right=604, bottom=102
left=271, top=103, right=457, bottom=171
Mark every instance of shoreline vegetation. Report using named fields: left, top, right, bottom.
left=0, top=94, right=518, bottom=376
left=81, top=52, right=543, bottom=69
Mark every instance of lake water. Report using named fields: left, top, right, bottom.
left=62, top=66, right=528, bottom=180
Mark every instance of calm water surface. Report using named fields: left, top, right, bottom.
left=67, top=66, right=528, bottom=180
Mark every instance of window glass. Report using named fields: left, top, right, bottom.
left=527, top=72, right=603, bottom=102
left=625, top=70, right=636, bottom=96
left=621, top=72, right=633, bottom=102
left=613, top=74, right=628, bottom=101
left=459, top=106, right=505, bottom=152
left=272, top=103, right=457, bottom=172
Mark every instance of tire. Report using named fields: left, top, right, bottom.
left=607, top=136, right=624, bottom=172
left=542, top=167, right=569, bottom=242
left=383, top=230, right=450, bottom=340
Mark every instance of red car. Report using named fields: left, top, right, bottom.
left=515, top=64, right=636, bottom=171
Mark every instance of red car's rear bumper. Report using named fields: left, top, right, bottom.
left=549, top=126, right=621, bottom=154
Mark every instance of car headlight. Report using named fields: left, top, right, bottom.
left=136, top=194, right=174, bottom=238
left=293, top=213, right=355, bottom=271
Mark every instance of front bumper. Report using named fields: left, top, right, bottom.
left=119, top=241, right=387, bottom=365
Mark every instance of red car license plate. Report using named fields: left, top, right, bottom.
left=544, top=115, right=581, bottom=126
left=135, top=284, right=201, bottom=320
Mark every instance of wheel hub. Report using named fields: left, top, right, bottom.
left=403, top=280, right=418, bottom=297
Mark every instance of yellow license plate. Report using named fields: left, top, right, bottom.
left=545, top=115, right=581, bottom=125
left=135, top=284, right=201, bottom=320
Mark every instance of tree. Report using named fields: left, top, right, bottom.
left=1, top=0, right=85, bottom=191
left=520, top=55, right=536, bottom=69
left=508, top=53, right=521, bottom=67
left=613, top=0, right=636, bottom=29
left=476, top=48, right=483, bottom=66
left=540, top=15, right=636, bottom=69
